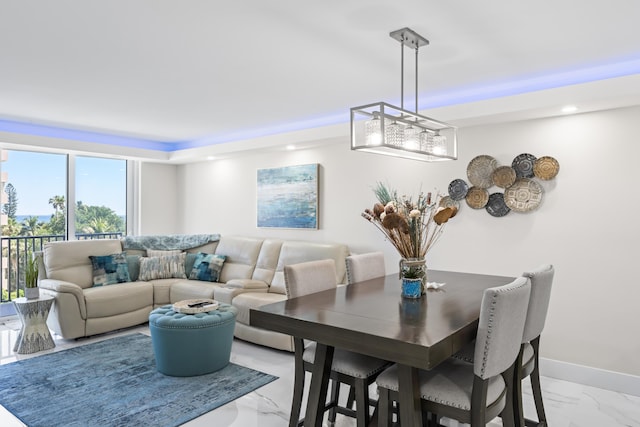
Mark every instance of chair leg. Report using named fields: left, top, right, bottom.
left=427, top=412, right=442, bottom=427
left=529, top=337, right=547, bottom=426
left=470, top=375, right=489, bottom=427
left=328, top=379, right=340, bottom=424
left=354, top=378, right=370, bottom=426
left=290, top=338, right=305, bottom=427
left=377, top=387, right=390, bottom=427
left=346, top=385, right=356, bottom=409
left=502, top=357, right=519, bottom=427
left=512, top=344, right=525, bottom=427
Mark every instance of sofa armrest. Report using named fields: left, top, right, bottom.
left=39, top=278, right=87, bottom=319
left=224, top=279, right=269, bottom=290
left=214, top=285, right=268, bottom=304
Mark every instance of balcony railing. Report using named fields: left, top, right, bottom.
left=1, top=233, right=123, bottom=304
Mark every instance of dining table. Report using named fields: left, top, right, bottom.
left=249, top=269, right=516, bottom=426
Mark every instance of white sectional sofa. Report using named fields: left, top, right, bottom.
left=38, top=235, right=349, bottom=352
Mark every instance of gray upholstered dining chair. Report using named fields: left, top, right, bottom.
left=514, top=264, right=554, bottom=427
left=453, top=264, right=555, bottom=426
left=375, top=276, right=532, bottom=427
left=345, top=251, right=386, bottom=284
left=284, top=259, right=390, bottom=427
left=342, top=252, right=387, bottom=415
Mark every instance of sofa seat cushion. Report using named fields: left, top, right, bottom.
left=83, top=281, right=153, bottom=318
left=169, top=280, right=221, bottom=303
left=148, top=278, right=185, bottom=306
left=232, top=292, right=287, bottom=325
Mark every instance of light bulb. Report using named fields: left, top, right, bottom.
left=432, top=131, right=447, bottom=155
left=404, top=125, right=420, bottom=150
left=386, top=121, right=404, bottom=146
left=365, top=113, right=382, bottom=146
left=419, top=130, right=434, bottom=153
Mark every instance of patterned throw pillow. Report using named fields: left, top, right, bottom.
left=138, top=253, right=187, bottom=281
left=189, top=252, right=226, bottom=282
left=89, top=253, right=131, bottom=287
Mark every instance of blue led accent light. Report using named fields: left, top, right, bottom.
left=0, top=119, right=181, bottom=152
left=1, top=57, right=639, bottom=153
left=418, top=57, right=640, bottom=109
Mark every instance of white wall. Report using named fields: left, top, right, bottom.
left=171, top=105, right=640, bottom=378
left=139, top=162, right=179, bottom=235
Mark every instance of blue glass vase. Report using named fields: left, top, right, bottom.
left=399, top=258, right=426, bottom=299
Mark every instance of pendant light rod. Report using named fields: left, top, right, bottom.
left=390, top=28, right=429, bottom=114
left=400, top=35, right=404, bottom=111
left=415, top=44, right=419, bottom=114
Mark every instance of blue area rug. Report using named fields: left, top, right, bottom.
left=0, top=333, right=277, bottom=427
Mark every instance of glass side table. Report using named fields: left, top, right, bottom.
left=13, top=295, right=56, bottom=354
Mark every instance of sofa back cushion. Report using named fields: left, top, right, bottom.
left=184, top=241, right=219, bottom=255
left=215, top=236, right=264, bottom=282
left=43, top=239, right=124, bottom=289
left=251, top=239, right=283, bottom=285
left=269, top=240, right=349, bottom=294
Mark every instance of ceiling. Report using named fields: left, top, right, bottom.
left=2, top=1, right=640, bottom=162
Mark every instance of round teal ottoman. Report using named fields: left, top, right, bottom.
left=149, top=304, right=237, bottom=376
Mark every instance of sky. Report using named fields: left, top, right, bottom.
left=1, top=150, right=126, bottom=216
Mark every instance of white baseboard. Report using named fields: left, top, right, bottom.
left=540, top=357, right=640, bottom=397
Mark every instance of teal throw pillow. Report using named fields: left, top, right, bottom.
left=189, top=252, right=226, bottom=282
left=184, top=252, right=198, bottom=276
left=89, top=253, right=131, bottom=287
left=126, top=255, right=141, bottom=281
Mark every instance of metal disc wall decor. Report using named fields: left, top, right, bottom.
left=512, top=153, right=537, bottom=178
left=467, top=155, right=498, bottom=188
left=533, top=156, right=560, bottom=180
left=491, top=166, right=517, bottom=188
left=485, top=192, right=510, bottom=217
left=465, top=186, right=489, bottom=209
left=445, top=152, right=558, bottom=218
left=448, top=179, right=469, bottom=201
left=439, top=195, right=460, bottom=210
left=504, top=178, right=543, bottom=212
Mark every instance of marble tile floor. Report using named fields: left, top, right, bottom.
left=0, top=317, right=639, bottom=427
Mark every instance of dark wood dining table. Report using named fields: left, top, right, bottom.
left=250, top=269, right=515, bottom=426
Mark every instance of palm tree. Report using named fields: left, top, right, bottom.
left=20, top=216, right=43, bottom=236
left=49, top=195, right=66, bottom=214
left=47, top=194, right=66, bottom=235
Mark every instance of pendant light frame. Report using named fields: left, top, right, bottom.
left=350, top=27, right=458, bottom=162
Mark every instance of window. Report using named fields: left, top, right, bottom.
left=0, top=149, right=132, bottom=303
left=75, top=156, right=127, bottom=238
left=1, top=150, right=67, bottom=237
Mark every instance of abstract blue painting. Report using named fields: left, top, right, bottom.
left=257, top=164, right=318, bottom=229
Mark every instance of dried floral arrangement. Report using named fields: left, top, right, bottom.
left=361, top=182, right=458, bottom=260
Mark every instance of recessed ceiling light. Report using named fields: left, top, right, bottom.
left=206, top=156, right=215, bottom=160
left=561, top=105, right=578, bottom=114
left=286, top=145, right=296, bottom=150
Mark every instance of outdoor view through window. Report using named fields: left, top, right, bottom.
left=0, top=149, right=127, bottom=302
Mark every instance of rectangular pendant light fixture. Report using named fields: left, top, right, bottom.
left=350, top=28, right=458, bottom=162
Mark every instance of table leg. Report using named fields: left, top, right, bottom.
left=304, top=343, right=334, bottom=427
left=397, top=364, right=423, bottom=426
